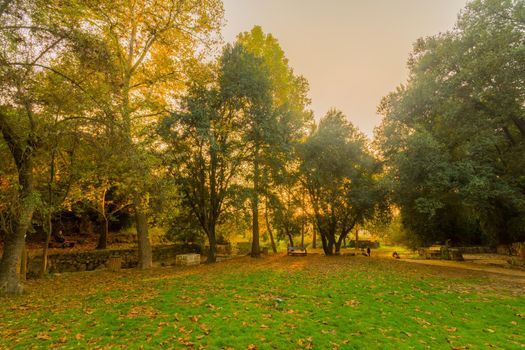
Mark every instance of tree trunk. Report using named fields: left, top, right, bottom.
left=134, top=198, right=152, bottom=269
left=96, top=216, right=109, bottom=250
left=287, top=233, right=294, bottom=247
left=264, top=203, right=277, bottom=253
left=19, top=245, right=27, bottom=281
left=326, top=237, right=335, bottom=255
left=250, top=144, right=261, bottom=258
left=320, top=233, right=330, bottom=255
left=39, top=211, right=53, bottom=278
left=354, top=226, right=359, bottom=253
left=335, top=230, right=350, bottom=255
left=335, top=241, right=342, bottom=254
left=301, top=222, right=305, bottom=247
left=207, top=225, right=217, bottom=263
left=312, top=223, right=317, bottom=249
left=0, top=164, right=34, bottom=294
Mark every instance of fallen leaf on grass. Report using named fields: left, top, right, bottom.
left=189, top=315, right=201, bottom=323
left=36, top=333, right=52, bottom=340
left=199, top=323, right=210, bottom=334
left=206, top=303, right=219, bottom=310
left=447, top=327, right=457, bottom=332
left=247, top=344, right=257, bottom=349
left=178, top=337, right=193, bottom=347
left=344, top=299, right=360, bottom=307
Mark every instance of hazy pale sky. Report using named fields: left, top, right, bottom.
left=222, top=0, right=468, bottom=137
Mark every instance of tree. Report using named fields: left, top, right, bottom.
left=263, top=161, right=308, bottom=250
left=300, top=110, right=384, bottom=255
left=231, top=26, right=312, bottom=257
left=0, top=0, right=81, bottom=294
left=0, top=0, right=224, bottom=293
left=60, top=0, right=224, bottom=268
left=219, top=42, right=273, bottom=257
left=35, top=119, right=79, bottom=276
left=376, top=0, right=525, bottom=245
left=159, top=62, right=246, bottom=263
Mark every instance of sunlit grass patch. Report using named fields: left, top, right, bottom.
left=1, top=255, right=524, bottom=349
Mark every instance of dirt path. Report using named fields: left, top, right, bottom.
left=309, top=246, right=525, bottom=289
left=401, top=258, right=525, bottom=284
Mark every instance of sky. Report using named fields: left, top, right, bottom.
left=222, top=0, right=468, bottom=138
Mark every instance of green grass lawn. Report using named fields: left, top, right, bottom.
left=1, top=254, right=524, bottom=349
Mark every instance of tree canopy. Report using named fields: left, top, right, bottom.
left=376, top=0, right=525, bottom=246
left=301, top=110, right=385, bottom=255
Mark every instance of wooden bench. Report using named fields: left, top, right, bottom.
left=287, top=246, right=307, bottom=256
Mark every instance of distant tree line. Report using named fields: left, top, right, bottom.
left=1, top=0, right=524, bottom=296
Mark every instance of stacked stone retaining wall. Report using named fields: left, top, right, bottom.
left=454, top=246, right=496, bottom=254
left=26, top=244, right=201, bottom=278
left=496, top=242, right=525, bottom=256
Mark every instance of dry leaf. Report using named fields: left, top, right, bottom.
left=189, top=315, right=201, bottom=323
left=36, top=333, right=51, bottom=341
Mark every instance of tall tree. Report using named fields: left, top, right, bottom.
left=300, top=110, right=383, bottom=255
left=63, top=0, right=224, bottom=268
left=376, top=0, right=525, bottom=245
left=232, top=26, right=312, bottom=257
left=0, top=0, right=82, bottom=294
left=159, top=62, right=246, bottom=263
left=219, top=42, right=273, bottom=257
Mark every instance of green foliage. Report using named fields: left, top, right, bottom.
left=376, top=0, right=525, bottom=245
left=300, top=110, right=386, bottom=254
left=226, top=27, right=313, bottom=255
left=158, top=60, right=248, bottom=260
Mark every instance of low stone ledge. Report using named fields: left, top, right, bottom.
left=26, top=244, right=201, bottom=278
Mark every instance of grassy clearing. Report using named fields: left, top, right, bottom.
left=1, top=254, right=524, bottom=349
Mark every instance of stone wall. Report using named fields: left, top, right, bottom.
left=26, top=244, right=201, bottom=278
left=455, top=246, right=496, bottom=254
left=496, top=242, right=525, bottom=256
